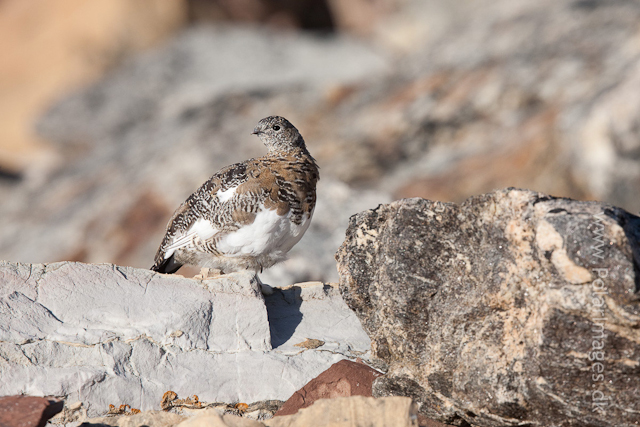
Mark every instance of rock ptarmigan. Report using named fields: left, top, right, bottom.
left=151, top=116, right=319, bottom=278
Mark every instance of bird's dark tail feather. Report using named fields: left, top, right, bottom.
left=151, top=255, right=183, bottom=274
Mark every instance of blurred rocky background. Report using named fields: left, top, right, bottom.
left=2, top=0, right=640, bottom=285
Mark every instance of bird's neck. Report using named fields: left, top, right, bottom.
left=268, top=141, right=309, bottom=157
left=268, top=144, right=317, bottom=164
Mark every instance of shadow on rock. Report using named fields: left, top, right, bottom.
left=265, top=286, right=304, bottom=348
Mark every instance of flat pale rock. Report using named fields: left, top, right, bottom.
left=0, top=262, right=370, bottom=418
left=0, top=261, right=269, bottom=351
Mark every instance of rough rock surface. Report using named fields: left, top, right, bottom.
left=0, top=262, right=370, bottom=418
left=337, top=189, right=640, bottom=427
left=274, top=359, right=383, bottom=416
left=0, top=395, right=64, bottom=427
left=0, top=262, right=270, bottom=351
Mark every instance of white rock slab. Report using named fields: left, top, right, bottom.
left=0, top=262, right=270, bottom=352
left=0, top=262, right=371, bottom=418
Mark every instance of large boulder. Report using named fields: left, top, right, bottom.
left=336, top=189, right=640, bottom=427
left=0, top=262, right=370, bottom=418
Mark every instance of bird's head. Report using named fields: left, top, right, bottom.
left=252, top=116, right=305, bottom=153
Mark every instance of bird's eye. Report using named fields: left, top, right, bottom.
left=272, top=125, right=281, bottom=131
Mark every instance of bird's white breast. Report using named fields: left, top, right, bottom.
left=216, top=205, right=312, bottom=257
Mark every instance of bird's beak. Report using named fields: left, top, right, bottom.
left=252, top=127, right=263, bottom=135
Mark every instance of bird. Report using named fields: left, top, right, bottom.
left=151, top=116, right=319, bottom=281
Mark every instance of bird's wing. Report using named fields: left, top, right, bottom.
left=162, top=216, right=219, bottom=257
left=153, top=161, right=267, bottom=266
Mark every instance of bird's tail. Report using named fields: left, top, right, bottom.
left=151, top=254, right=183, bottom=274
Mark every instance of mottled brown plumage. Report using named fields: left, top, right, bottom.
left=151, top=116, right=319, bottom=275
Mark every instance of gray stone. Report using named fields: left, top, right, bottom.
left=337, top=189, right=640, bottom=427
left=0, top=262, right=370, bottom=419
left=0, top=262, right=269, bottom=351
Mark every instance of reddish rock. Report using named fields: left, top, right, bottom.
left=0, top=396, right=64, bottom=427
left=274, top=359, right=383, bottom=416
